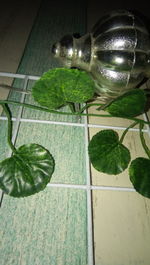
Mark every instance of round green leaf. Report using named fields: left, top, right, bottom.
left=129, top=157, right=150, bottom=198
left=88, top=130, right=130, bottom=175
left=106, top=89, right=146, bottom=117
left=32, top=68, right=95, bottom=109
left=0, top=144, right=55, bottom=197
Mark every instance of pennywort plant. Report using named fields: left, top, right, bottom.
left=0, top=68, right=150, bottom=198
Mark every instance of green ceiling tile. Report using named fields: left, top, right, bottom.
left=0, top=121, right=9, bottom=160
left=0, top=188, right=87, bottom=265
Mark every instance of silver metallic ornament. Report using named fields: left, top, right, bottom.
left=52, top=10, right=150, bottom=101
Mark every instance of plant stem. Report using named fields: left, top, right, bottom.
left=67, top=102, right=76, bottom=113
left=139, top=123, right=150, bottom=159
left=1, top=104, right=16, bottom=153
left=96, top=99, right=114, bottom=111
left=67, top=103, right=83, bottom=122
left=78, top=103, right=104, bottom=113
left=119, top=121, right=139, bottom=144
left=0, top=99, right=150, bottom=125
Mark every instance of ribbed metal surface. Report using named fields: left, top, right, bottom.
left=52, top=10, right=150, bottom=99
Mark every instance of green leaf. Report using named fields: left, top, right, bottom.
left=106, top=89, right=146, bottom=117
left=0, top=144, right=55, bottom=197
left=32, top=68, right=95, bottom=109
left=129, top=157, right=150, bottom=198
left=88, top=130, right=130, bottom=175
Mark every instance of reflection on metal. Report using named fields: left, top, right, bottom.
left=52, top=10, right=150, bottom=101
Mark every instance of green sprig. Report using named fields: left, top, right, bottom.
left=119, top=121, right=139, bottom=144
left=0, top=100, right=150, bottom=125
left=1, top=104, right=16, bottom=153
left=139, top=123, right=150, bottom=159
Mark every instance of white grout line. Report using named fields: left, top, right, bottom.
left=0, top=116, right=16, bottom=121
left=47, top=183, right=87, bottom=190
left=47, top=183, right=135, bottom=192
left=20, top=118, right=84, bottom=127
left=91, top=185, right=135, bottom=192
left=0, top=181, right=136, bottom=208
left=0, top=116, right=149, bottom=132
left=0, top=71, right=40, bottom=81
left=88, top=123, right=147, bottom=132
left=84, top=105, right=94, bottom=265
